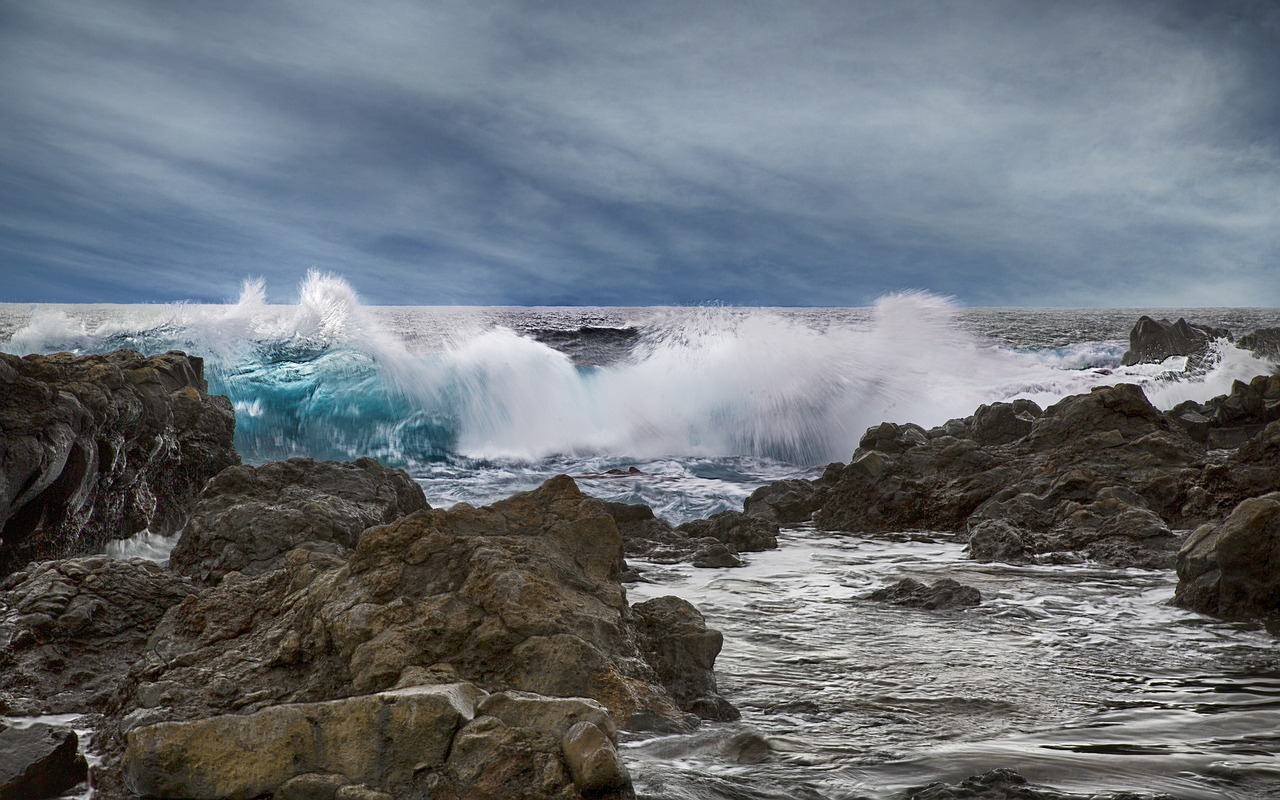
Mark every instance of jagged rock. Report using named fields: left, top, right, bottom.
left=432, top=691, right=631, bottom=800
left=1027, top=384, right=1183, bottom=453
left=630, top=596, right=739, bottom=723
left=743, top=478, right=820, bottom=524
left=1120, top=316, right=1231, bottom=368
left=100, top=475, right=727, bottom=787
left=772, top=382, right=1204, bottom=567
left=869, top=577, right=981, bottom=609
left=0, top=722, right=88, bottom=800
left=121, top=681, right=633, bottom=800
left=1239, top=327, right=1280, bottom=362
left=600, top=502, right=776, bottom=567
left=0, top=349, right=238, bottom=577
left=0, top=555, right=197, bottom=714
left=967, top=519, right=1031, bottom=564
left=1175, top=492, right=1280, bottom=619
left=970, top=400, right=1039, bottom=446
left=169, top=457, right=429, bottom=584
left=860, top=421, right=929, bottom=454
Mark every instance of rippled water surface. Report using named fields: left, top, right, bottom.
left=624, top=528, right=1280, bottom=800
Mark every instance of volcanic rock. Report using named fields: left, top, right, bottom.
left=1238, top=327, right=1280, bottom=362
left=1120, top=316, right=1231, bottom=368
left=0, top=555, right=197, bottom=715
left=169, top=457, right=429, bottom=584
left=630, top=595, right=739, bottom=723
left=677, top=510, right=778, bottom=553
left=869, top=577, right=981, bottom=610
left=121, top=682, right=635, bottom=800
left=0, top=349, right=238, bottom=577
left=743, top=478, right=820, bottom=524
left=902, top=768, right=1176, bottom=799
left=1174, top=492, right=1280, bottom=619
left=107, top=476, right=725, bottom=736
left=785, top=383, right=1203, bottom=567
left=0, top=722, right=88, bottom=800
left=601, top=501, right=777, bottom=567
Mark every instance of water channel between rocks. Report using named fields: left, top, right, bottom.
left=623, top=526, right=1280, bottom=800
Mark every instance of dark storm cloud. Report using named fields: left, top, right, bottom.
left=1, top=0, right=1278, bottom=305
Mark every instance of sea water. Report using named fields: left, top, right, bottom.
left=2, top=272, right=1279, bottom=798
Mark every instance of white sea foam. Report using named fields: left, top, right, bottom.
left=2, top=274, right=1276, bottom=466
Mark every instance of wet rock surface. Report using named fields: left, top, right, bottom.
left=1120, top=315, right=1231, bottom=369
left=808, top=384, right=1192, bottom=568
left=1174, top=492, right=1280, bottom=620
left=0, top=722, right=89, bottom=800
left=601, top=501, right=778, bottom=567
left=79, top=474, right=727, bottom=798
left=0, top=556, right=197, bottom=714
left=0, top=350, right=238, bottom=577
left=169, top=457, right=430, bottom=584
left=869, top=577, right=981, bottom=610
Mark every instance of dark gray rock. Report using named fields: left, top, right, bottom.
left=0, top=722, right=88, bottom=800
left=1175, top=492, right=1280, bottom=619
left=0, top=350, right=239, bottom=577
left=690, top=542, right=743, bottom=569
left=743, top=479, right=819, bottom=524
left=869, top=577, right=981, bottom=610
left=677, top=510, right=778, bottom=553
left=630, top=595, right=739, bottom=722
left=168, top=457, right=429, bottom=584
left=0, top=555, right=197, bottom=714
left=1239, top=327, right=1280, bottom=362
left=1120, top=316, right=1231, bottom=368
left=970, top=401, right=1037, bottom=446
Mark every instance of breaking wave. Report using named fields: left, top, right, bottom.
left=2, top=272, right=1273, bottom=467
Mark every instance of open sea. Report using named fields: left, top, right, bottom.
left=3, top=272, right=1280, bottom=798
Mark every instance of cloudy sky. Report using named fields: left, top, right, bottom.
left=2, top=1, right=1278, bottom=306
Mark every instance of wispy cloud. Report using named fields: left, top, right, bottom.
left=1, top=0, right=1277, bottom=305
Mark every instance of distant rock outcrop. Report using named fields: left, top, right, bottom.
left=0, top=350, right=238, bottom=577
left=1120, top=316, right=1231, bottom=368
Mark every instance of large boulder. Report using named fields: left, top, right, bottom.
left=1174, top=493, right=1280, bottom=619
left=676, top=511, right=778, bottom=553
left=1238, top=327, right=1280, bottom=362
left=742, top=478, right=820, bottom=524
left=0, top=555, right=197, bottom=715
left=630, top=596, right=739, bottom=723
left=0, top=350, right=238, bottom=577
left=169, top=457, right=429, bottom=584
left=868, top=577, right=981, bottom=610
left=105, top=476, right=727, bottom=745
left=1120, top=316, right=1231, bottom=367
left=0, top=722, right=89, bottom=800
left=121, top=683, right=633, bottom=800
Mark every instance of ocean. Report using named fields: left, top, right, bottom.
left=3, top=272, right=1280, bottom=798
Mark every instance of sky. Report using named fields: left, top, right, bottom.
left=2, top=0, right=1278, bottom=307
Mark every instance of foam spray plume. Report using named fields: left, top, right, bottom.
left=2, top=273, right=1271, bottom=471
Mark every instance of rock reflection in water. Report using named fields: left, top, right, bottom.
left=623, top=528, right=1280, bottom=800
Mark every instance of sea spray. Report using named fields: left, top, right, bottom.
left=2, top=274, right=1277, bottom=471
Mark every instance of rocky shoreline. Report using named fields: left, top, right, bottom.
left=1, top=316, right=1278, bottom=800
